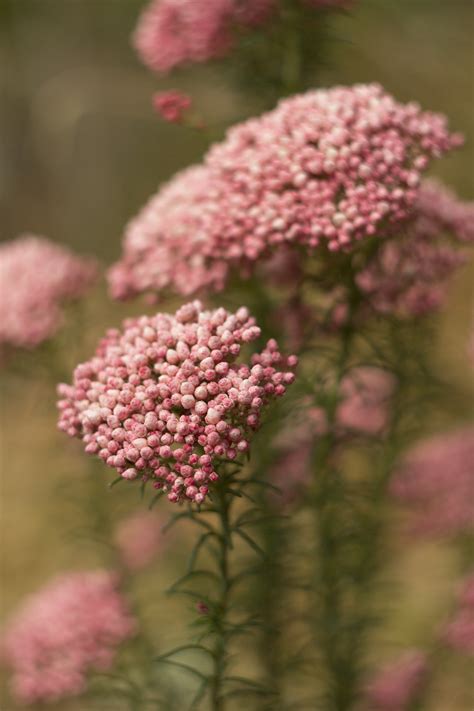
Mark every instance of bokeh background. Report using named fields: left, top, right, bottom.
left=1, top=1, right=473, bottom=708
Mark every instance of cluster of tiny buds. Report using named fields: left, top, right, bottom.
left=58, top=301, right=296, bottom=504
left=153, top=90, right=192, bottom=123
left=109, top=84, right=461, bottom=301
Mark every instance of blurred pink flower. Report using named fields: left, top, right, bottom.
left=2, top=571, right=136, bottom=705
left=114, top=511, right=164, bottom=571
left=443, top=573, right=474, bottom=655
left=337, top=367, right=395, bottom=436
left=357, top=179, right=474, bottom=318
left=0, top=235, right=97, bottom=352
left=153, top=89, right=192, bottom=123
left=133, top=0, right=235, bottom=74
left=133, top=0, right=274, bottom=75
left=390, top=426, right=474, bottom=538
left=365, top=651, right=428, bottom=710
left=109, top=85, right=460, bottom=301
left=270, top=368, right=394, bottom=505
left=58, top=300, right=296, bottom=504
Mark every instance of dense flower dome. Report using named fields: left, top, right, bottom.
left=58, top=301, right=296, bottom=504
left=108, top=84, right=461, bottom=301
left=0, top=235, right=97, bottom=352
left=390, top=426, right=474, bottom=538
left=356, top=179, right=474, bottom=317
left=2, top=571, right=136, bottom=705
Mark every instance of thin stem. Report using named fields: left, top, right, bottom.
left=311, top=279, right=360, bottom=711
left=210, top=482, right=232, bottom=711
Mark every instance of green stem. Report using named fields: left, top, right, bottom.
left=281, top=2, right=303, bottom=95
left=211, top=483, right=232, bottom=711
left=311, top=282, right=360, bottom=711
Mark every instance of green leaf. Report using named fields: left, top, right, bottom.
left=148, top=491, right=165, bottom=510
left=153, top=658, right=209, bottom=682
left=108, top=476, right=124, bottom=489
left=187, top=531, right=215, bottom=574
left=188, top=678, right=209, bottom=710
left=234, top=529, right=266, bottom=558
left=168, top=569, right=220, bottom=594
left=155, top=644, right=214, bottom=661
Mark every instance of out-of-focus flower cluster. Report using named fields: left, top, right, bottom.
left=2, top=571, right=136, bottom=705
left=108, top=84, right=460, bottom=301
left=58, top=301, right=296, bottom=504
left=133, top=0, right=352, bottom=75
left=356, top=179, right=474, bottom=317
left=114, top=511, right=165, bottom=571
left=365, top=651, right=427, bottom=711
left=443, top=573, right=474, bottom=655
left=0, top=235, right=97, bottom=352
left=133, top=0, right=274, bottom=75
left=271, top=367, right=394, bottom=505
left=390, top=426, right=474, bottom=538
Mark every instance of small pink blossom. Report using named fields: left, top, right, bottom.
left=443, top=574, right=474, bottom=655
left=153, top=89, right=192, bottom=123
left=109, top=85, right=460, bottom=301
left=0, top=235, right=97, bottom=352
left=390, top=426, right=474, bottom=538
left=114, top=511, right=165, bottom=570
left=1, top=571, right=136, bottom=705
left=365, top=651, right=428, bottom=710
left=58, top=300, right=296, bottom=505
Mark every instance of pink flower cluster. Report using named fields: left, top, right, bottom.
left=114, top=511, right=164, bottom=570
left=2, top=571, right=136, bottom=705
left=0, top=235, right=97, bottom=352
left=443, top=574, right=474, bottom=655
left=357, top=179, right=474, bottom=317
left=390, top=426, right=474, bottom=538
left=365, top=651, right=427, bottom=710
left=58, top=301, right=296, bottom=504
left=108, top=84, right=460, bottom=301
left=153, top=89, right=192, bottom=123
left=133, top=0, right=273, bottom=74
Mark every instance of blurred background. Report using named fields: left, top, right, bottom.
left=1, top=0, right=473, bottom=708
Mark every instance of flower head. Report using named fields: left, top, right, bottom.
left=58, top=301, right=296, bottom=504
left=2, top=571, right=136, bottom=705
left=365, top=651, right=428, bottom=710
left=114, top=511, right=165, bottom=570
left=153, top=89, right=192, bottom=123
left=357, top=179, right=474, bottom=317
left=390, top=426, right=474, bottom=538
left=133, top=0, right=267, bottom=74
left=443, top=573, right=474, bottom=655
left=0, top=235, right=97, bottom=352
left=109, top=84, right=460, bottom=301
